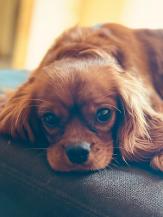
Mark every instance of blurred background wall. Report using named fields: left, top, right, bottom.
left=0, top=0, right=163, bottom=70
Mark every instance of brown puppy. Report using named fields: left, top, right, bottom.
left=0, top=23, right=163, bottom=172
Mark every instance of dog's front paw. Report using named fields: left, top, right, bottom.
left=151, top=153, right=163, bottom=172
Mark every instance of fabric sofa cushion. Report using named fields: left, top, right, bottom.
left=0, top=137, right=162, bottom=217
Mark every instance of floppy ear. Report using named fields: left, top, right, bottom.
left=116, top=73, right=163, bottom=165
left=0, top=77, right=46, bottom=145
left=135, top=29, right=163, bottom=99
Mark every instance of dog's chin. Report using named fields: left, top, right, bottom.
left=47, top=160, right=112, bottom=172
left=47, top=150, right=113, bottom=172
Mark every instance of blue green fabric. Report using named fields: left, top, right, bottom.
left=0, top=69, right=28, bottom=92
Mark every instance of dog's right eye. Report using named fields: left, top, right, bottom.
left=96, top=108, right=112, bottom=124
left=42, top=112, right=60, bottom=128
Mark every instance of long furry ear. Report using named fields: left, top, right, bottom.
left=135, top=29, right=163, bottom=99
left=117, top=73, right=163, bottom=163
left=0, top=77, right=45, bottom=144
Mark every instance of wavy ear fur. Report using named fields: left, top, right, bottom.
left=117, top=73, right=163, bottom=165
left=0, top=77, right=46, bottom=145
left=135, top=29, right=163, bottom=99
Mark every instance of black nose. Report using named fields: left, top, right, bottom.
left=65, top=142, right=91, bottom=164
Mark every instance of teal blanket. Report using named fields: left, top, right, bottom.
left=0, top=70, right=28, bottom=93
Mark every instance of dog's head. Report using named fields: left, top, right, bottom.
left=0, top=25, right=160, bottom=171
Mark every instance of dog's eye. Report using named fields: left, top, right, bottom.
left=96, top=108, right=112, bottom=123
left=42, top=112, right=60, bottom=128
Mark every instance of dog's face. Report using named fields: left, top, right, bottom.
left=0, top=54, right=156, bottom=172
left=0, top=25, right=163, bottom=172
left=32, top=59, right=121, bottom=171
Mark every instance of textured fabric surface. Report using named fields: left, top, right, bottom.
left=0, top=137, right=162, bottom=217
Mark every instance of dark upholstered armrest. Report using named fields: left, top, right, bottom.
left=0, top=137, right=162, bottom=217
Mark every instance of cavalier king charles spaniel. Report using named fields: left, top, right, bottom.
left=0, top=23, right=163, bottom=172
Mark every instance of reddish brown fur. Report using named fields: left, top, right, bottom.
left=0, top=23, right=163, bottom=172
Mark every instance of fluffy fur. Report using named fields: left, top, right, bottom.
left=0, top=23, right=163, bottom=172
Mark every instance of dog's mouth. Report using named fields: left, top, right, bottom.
left=47, top=142, right=113, bottom=172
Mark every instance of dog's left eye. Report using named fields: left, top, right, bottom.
left=42, top=112, right=60, bottom=128
left=96, top=108, right=112, bottom=123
